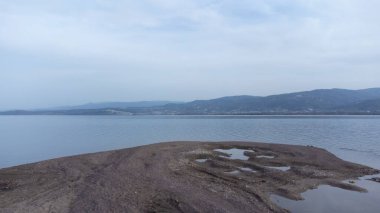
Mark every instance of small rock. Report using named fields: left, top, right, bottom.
left=349, top=180, right=355, bottom=184
left=0, top=182, right=12, bottom=191
left=368, top=177, right=380, bottom=183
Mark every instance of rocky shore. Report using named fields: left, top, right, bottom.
left=0, top=141, right=378, bottom=213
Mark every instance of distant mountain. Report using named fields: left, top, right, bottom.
left=0, top=109, right=133, bottom=115
left=153, top=95, right=262, bottom=114
left=2, top=88, right=380, bottom=115
left=49, top=101, right=183, bottom=110
left=338, top=98, right=380, bottom=113
left=151, top=88, right=380, bottom=114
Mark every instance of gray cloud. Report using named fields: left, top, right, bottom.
left=0, top=0, right=380, bottom=109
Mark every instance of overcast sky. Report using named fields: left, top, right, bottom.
left=1, top=0, right=380, bottom=109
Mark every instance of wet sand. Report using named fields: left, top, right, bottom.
left=0, top=141, right=379, bottom=213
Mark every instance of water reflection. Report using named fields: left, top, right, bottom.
left=265, top=166, right=291, bottom=171
left=195, top=159, right=208, bottom=163
left=239, top=167, right=257, bottom=173
left=271, top=175, right=380, bottom=213
left=214, top=148, right=254, bottom=160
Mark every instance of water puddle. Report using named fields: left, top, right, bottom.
left=265, top=166, right=291, bottom=171
left=195, top=159, right=208, bottom=163
left=271, top=174, right=380, bottom=213
left=224, top=170, right=240, bottom=175
left=256, top=155, right=275, bottom=159
left=214, top=148, right=255, bottom=160
left=239, top=167, right=257, bottom=173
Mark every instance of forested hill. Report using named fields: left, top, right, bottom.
left=2, top=88, right=380, bottom=115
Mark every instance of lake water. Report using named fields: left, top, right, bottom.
left=1, top=115, right=380, bottom=212
left=1, top=115, right=380, bottom=169
left=271, top=174, right=380, bottom=213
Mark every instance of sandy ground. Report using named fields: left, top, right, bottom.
left=0, top=141, right=378, bottom=213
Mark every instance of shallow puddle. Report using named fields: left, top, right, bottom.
left=239, top=167, right=257, bottom=173
left=224, top=170, right=240, bottom=175
left=195, top=159, right=208, bottom=163
left=265, top=166, right=291, bottom=171
left=256, top=155, right=275, bottom=159
left=214, top=148, right=255, bottom=160
left=271, top=174, right=380, bottom=213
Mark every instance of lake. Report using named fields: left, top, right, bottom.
left=1, top=115, right=380, bottom=169
left=1, top=115, right=380, bottom=212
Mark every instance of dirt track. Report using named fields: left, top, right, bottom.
left=0, top=141, right=378, bottom=213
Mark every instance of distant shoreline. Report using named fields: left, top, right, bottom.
left=1, top=111, right=380, bottom=116
left=2, top=88, right=380, bottom=115
left=2, top=113, right=380, bottom=115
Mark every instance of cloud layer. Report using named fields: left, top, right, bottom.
left=1, top=0, right=380, bottom=109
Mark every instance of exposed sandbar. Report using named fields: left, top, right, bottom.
left=0, top=141, right=378, bottom=213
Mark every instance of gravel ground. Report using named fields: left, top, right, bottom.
left=0, top=141, right=378, bottom=213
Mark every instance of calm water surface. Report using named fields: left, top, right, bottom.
left=271, top=174, right=380, bottom=213
left=1, top=115, right=380, bottom=169
left=1, top=115, right=380, bottom=212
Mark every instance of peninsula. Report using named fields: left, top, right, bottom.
left=0, top=141, right=378, bottom=212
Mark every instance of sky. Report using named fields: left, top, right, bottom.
left=0, top=0, right=380, bottom=110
